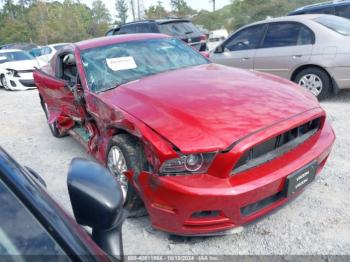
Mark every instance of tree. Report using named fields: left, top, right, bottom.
left=170, top=0, right=196, bottom=17
left=92, top=0, right=110, bottom=24
left=115, top=0, right=128, bottom=24
left=90, top=0, right=111, bottom=36
left=130, top=0, right=135, bottom=21
left=145, top=1, right=168, bottom=19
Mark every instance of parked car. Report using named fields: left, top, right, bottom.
left=0, top=49, right=40, bottom=90
left=33, top=34, right=335, bottom=236
left=0, top=42, right=38, bottom=51
left=29, top=47, right=44, bottom=58
left=106, top=19, right=208, bottom=51
left=210, top=14, right=350, bottom=100
left=289, top=0, right=350, bottom=19
left=36, top=43, right=70, bottom=64
left=0, top=147, right=125, bottom=260
left=207, top=29, right=228, bottom=50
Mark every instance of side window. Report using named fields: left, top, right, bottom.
left=119, top=24, right=137, bottom=34
left=335, top=5, right=350, bottom=19
left=298, top=26, right=315, bottom=45
left=106, top=29, right=115, bottom=36
left=307, top=7, right=335, bottom=14
left=56, top=53, right=77, bottom=84
left=42, top=47, right=52, bottom=55
left=0, top=180, right=65, bottom=255
left=224, top=25, right=266, bottom=51
left=136, top=23, right=158, bottom=33
left=262, top=23, right=301, bottom=48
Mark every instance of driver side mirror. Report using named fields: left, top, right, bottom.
left=67, top=158, right=126, bottom=260
left=215, top=45, right=224, bottom=54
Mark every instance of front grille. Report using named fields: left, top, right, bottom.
left=232, top=117, right=321, bottom=174
left=19, top=79, right=35, bottom=87
left=240, top=191, right=285, bottom=217
left=18, top=69, right=33, bottom=74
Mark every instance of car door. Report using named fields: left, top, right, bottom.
left=254, top=22, right=314, bottom=79
left=34, top=51, right=83, bottom=121
left=210, top=24, right=266, bottom=70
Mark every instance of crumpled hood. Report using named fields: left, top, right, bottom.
left=2, top=59, right=39, bottom=71
left=99, top=64, right=320, bottom=152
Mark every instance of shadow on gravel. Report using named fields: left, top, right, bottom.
left=323, top=90, right=350, bottom=103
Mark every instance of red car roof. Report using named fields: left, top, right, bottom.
left=75, top=34, right=170, bottom=50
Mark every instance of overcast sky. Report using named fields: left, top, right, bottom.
left=83, top=0, right=232, bottom=19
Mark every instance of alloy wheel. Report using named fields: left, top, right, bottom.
left=1, top=76, right=8, bottom=90
left=107, top=146, right=129, bottom=203
left=298, top=74, right=323, bottom=97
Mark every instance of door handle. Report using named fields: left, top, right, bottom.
left=241, top=57, right=250, bottom=61
left=293, top=55, right=303, bottom=59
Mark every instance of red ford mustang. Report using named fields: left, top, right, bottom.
left=34, top=34, right=335, bottom=236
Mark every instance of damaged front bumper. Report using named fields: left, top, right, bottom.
left=137, top=120, right=335, bottom=236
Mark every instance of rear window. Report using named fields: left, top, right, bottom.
left=314, top=15, right=350, bottom=35
left=158, top=22, right=201, bottom=37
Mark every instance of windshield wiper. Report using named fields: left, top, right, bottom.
left=185, top=31, right=193, bottom=35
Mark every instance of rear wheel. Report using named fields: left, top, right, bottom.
left=42, top=101, right=66, bottom=138
left=294, top=67, right=332, bottom=100
left=107, top=134, right=148, bottom=218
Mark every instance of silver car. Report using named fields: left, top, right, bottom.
left=210, top=14, right=350, bottom=99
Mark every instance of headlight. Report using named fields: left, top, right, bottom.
left=160, top=153, right=216, bottom=176
left=6, top=69, right=19, bottom=77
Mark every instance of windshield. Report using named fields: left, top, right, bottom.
left=0, top=51, right=33, bottom=64
left=158, top=22, right=201, bottom=37
left=314, top=15, right=350, bottom=35
left=81, top=38, right=209, bottom=93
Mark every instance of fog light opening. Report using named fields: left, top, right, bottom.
left=191, top=210, right=221, bottom=218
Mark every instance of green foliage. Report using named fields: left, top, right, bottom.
left=115, top=0, right=128, bottom=24
left=0, top=0, right=112, bottom=45
left=145, top=1, right=168, bottom=19
left=192, top=0, right=322, bottom=31
left=170, top=0, right=196, bottom=17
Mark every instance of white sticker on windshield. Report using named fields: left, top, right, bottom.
left=106, top=56, right=137, bottom=71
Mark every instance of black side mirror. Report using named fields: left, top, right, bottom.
left=215, top=45, right=224, bottom=53
left=67, top=158, right=126, bottom=260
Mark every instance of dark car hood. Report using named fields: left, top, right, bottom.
left=99, top=64, right=319, bottom=152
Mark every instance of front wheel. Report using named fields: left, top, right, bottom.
left=107, top=134, right=147, bottom=218
left=42, top=101, right=66, bottom=138
left=0, top=75, right=9, bottom=90
left=294, top=67, right=332, bottom=100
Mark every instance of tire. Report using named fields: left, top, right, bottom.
left=1, top=75, right=9, bottom=90
left=41, top=100, right=66, bottom=138
left=107, top=134, right=148, bottom=218
left=294, top=67, right=332, bottom=100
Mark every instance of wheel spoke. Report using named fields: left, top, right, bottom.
left=107, top=146, right=129, bottom=202
left=298, top=73, right=323, bottom=97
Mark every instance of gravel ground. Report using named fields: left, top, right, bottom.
left=0, top=88, right=349, bottom=256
